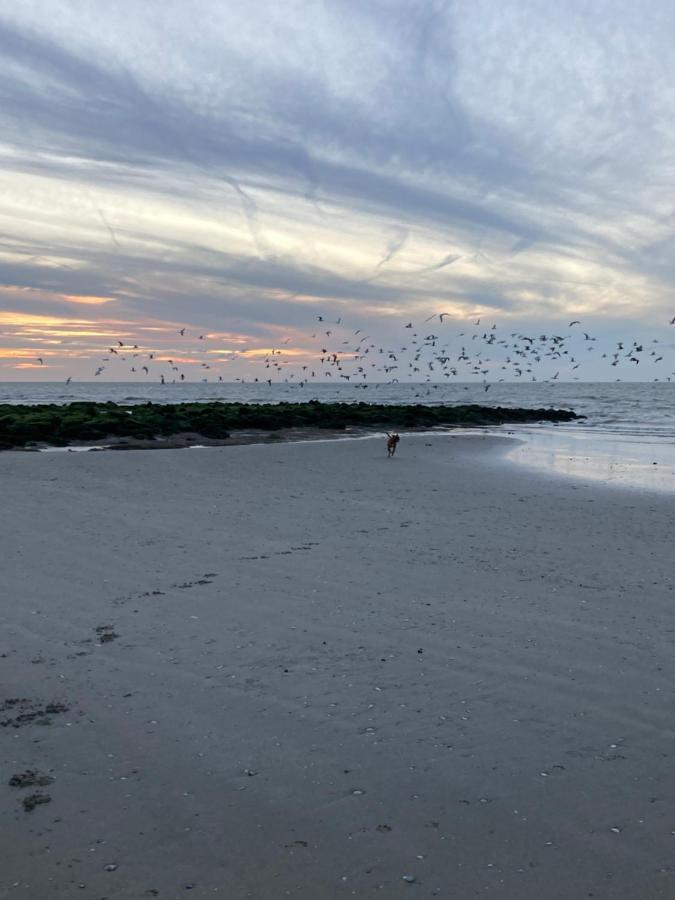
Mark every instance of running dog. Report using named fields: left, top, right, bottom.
left=386, top=433, right=400, bottom=457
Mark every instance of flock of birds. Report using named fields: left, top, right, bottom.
left=38, top=313, right=675, bottom=390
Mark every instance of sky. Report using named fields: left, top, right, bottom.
left=1, top=0, right=674, bottom=383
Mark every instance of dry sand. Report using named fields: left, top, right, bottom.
left=1, top=434, right=674, bottom=899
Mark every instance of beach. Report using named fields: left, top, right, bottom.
left=1, top=434, right=674, bottom=899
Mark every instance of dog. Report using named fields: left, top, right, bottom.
left=386, top=433, right=400, bottom=457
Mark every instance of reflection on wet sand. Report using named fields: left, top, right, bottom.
left=506, top=426, right=675, bottom=493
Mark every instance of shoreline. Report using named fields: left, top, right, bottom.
left=29, top=421, right=675, bottom=495
left=501, top=423, right=675, bottom=494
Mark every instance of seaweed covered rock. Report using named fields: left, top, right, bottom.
left=0, top=400, right=580, bottom=449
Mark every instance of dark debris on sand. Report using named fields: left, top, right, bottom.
left=0, top=698, right=69, bottom=728
left=9, top=769, right=54, bottom=788
left=95, top=625, right=119, bottom=643
left=21, top=792, right=51, bottom=812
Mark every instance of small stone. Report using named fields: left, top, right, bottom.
left=610, top=827, right=621, bottom=834
left=104, top=864, right=118, bottom=871
left=402, top=874, right=416, bottom=883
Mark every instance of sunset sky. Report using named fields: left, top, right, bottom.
left=1, top=1, right=674, bottom=382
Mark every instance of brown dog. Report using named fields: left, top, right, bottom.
left=386, top=433, right=400, bottom=457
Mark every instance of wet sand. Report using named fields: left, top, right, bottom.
left=1, top=434, right=674, bottom=899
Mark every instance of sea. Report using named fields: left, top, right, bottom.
left=2, top=381, right=674, bottom=493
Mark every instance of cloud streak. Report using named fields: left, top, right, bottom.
left=0, top=1, right=674, bottom=379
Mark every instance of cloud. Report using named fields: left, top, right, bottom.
left=0, top=1, right=674, bottom=380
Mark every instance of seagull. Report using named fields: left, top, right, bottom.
left=95, top=366, right=104, bottom=376
left=569, top=320, right=580, bottom=326
left=36, top=357, right=43, bottom=365
left=179, top=328, right=185, bottom=336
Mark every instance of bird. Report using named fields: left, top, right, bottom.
left=569, top=320, right=580, bottom=326
left=36, top=358, right=43, bottom=365
left=179, top=328, right=186, bottom=336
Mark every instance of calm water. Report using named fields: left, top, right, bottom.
left=2, top=381, right=674, bottom=492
